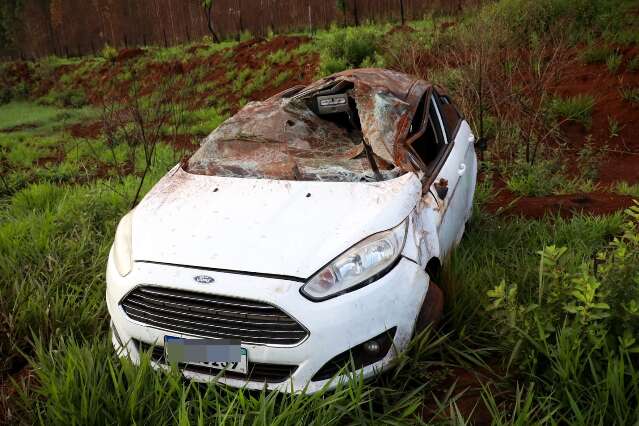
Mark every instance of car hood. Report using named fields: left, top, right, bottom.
left=131, top=166, right=421, bottom=279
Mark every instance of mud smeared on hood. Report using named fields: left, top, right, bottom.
left=186, top=68, right=430, bottom=182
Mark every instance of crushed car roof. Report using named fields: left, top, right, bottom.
left=186, top=68, right=431, bottom=182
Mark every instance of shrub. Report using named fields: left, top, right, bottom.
left=318, top=25, right=383, bottom=75
left=486, top=203, right=639, bottom=423
left=629, top=56, right=639, bottom=72
left=548, top=94, right=595, bottom=128
left=581, top=45, right=613, bottom=64
left=577, top=137, right=604, bottom=180
left=101, top=44, right=118, bottom=62
left=505, top=160, right=565, bottom=196
left=489, top=0, right=630, bottom=44
left=488, top=202, right=639, bottom=351
left=39, top=87, right=88, bottom=108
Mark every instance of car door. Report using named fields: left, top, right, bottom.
left=406, top=89, right=474, bottom=263
left=431, top=90, right=475, bottom=257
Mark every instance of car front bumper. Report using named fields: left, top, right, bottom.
left=106, top=248, right=430, bottom=393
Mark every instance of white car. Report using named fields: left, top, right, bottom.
left=107, top=69, right=477, bottom=393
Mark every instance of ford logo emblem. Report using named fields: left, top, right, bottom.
left=193, top=275, right=215, bottom=284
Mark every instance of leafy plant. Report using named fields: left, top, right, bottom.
left=101, top=44, right=118, bottom=63
left=581, top=45, right=613, bottom=64
left=318, top=25, right=383, bottom=75
left=606, top=51, right=623, bottom=73
left=505, top=160, right=565, bottom=196
left=267, top=49, right=292, bottom=65
left=486, top=203, right=639, bottom=422
left=620, top=86, right=639, bottom=104
left=548, top=94, right=595, bottom=128
left=615, top=181, right=639, bottom=198
left=608, top=116, right=621, bottom=138
left=577, top=137, right=604, bottom=180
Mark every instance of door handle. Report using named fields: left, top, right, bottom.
left=458, top=163, right=466, bottom=176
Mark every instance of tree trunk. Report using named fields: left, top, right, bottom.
left=353, top=0, right=359, bottom=26
left=206, top=3, right=220, bottom=43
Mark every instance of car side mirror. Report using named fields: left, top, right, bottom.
left=475, top=137, right=488, bottom=152
left=434, top=178, right=448, bottom=200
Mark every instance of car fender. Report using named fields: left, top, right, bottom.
left=405, top=193, right=441, bottom=267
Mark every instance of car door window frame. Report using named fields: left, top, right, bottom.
left=433, top=89, right=463, bottom=141
left=404, top=88, right=456, bottom=190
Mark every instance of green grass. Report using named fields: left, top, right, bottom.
left=267, top=49, right=293, bottom=65
left=581, top=45, right=614, bottom=64
left=614, top=181, right=639, bottom=197
left=0, top=102, right=97, bottom=134
left=548, top=94, right=596, bottom=128
left=606, top=51, right=623, bottom=73
left=620, top=86, right=639, bottom=104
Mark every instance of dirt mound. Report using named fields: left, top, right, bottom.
left=116, top=47, right=146, bottom=62
left=486, top=191, right=635, bottom=219
left=555, top=45, right=639, bottom=185
left=232, top=35, right=312, bottom=70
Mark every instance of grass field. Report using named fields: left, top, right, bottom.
left=1, top=0, right=639, bottom=424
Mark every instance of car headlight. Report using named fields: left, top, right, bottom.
left=113, top=211, right=134, bottom=277
left=301, top=218, right=408, bottom=301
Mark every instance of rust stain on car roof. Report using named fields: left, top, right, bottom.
left=186, top=68, right=432, bottom=182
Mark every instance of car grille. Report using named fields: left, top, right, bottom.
left=134, top=339, right=297, bottom=383
left=121, top=286, right=308, bottom=345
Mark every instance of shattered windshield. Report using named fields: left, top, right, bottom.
left=186, top=69, right=425, bottom=182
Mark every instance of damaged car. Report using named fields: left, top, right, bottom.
left=106, top=68, right=477, bottom=393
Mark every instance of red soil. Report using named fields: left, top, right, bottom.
left=162, top=134, right=199, bottom=151
left=485, top=45, right=639, bottom=218
left=421, top=366, right=495, bottom=425
left=115, top=47, right=146, bottom=62
left=68, top=121, right=103, bottom=139
left=554, top=45, right=639, bottom=186
left=35, top=148, right=65, bottom=167
left=486, top=189, right=635, bottom=219
left=3, top=35, right=635, bottom=220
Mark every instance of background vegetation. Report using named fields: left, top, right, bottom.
left=1, top=0, right=639, bottom=424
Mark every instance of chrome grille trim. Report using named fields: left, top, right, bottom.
left=121, top=286, right=308, bottom=345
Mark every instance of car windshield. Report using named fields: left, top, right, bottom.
left=186, top=69, right=428, bottom=182
left=187, top=98, right=400, bottom=182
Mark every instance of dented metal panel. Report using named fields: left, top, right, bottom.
left=186, top=68, right=431, bottom=182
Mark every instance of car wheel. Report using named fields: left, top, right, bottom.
left=414, top=281, right=444, bottom=335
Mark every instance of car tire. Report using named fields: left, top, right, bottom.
left=414, top=281, right=444, bottom=335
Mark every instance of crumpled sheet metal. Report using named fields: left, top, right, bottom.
left=352, top=83, right=411, bottom=165
left=187, top=68, right=427, bottom=182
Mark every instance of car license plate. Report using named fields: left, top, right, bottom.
left=164, top=336, right=248, bottom=374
